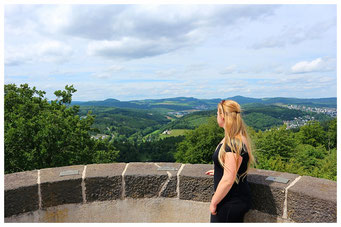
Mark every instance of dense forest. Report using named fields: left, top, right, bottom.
left=4, top=84, right=337, bottom=181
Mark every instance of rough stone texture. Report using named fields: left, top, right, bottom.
left=40, top=165, right=84, bottom=208
left=155, top=162, right=182, bottom=198
left=179, top=164, right=214, bottom=202
left=124, top=162, right=168, bottom=198
left=4, top=163, right=337, bottom=223
left=160, top=175, right=178, bottom=198
left=244, top=209, right=294, bottom=223
left=287, top=176, right=336, bottom=223
left=247, top=168, right=299, bottom=215
left=85, top=163, right=126, bottom=202
left=4, top=170, right=39, bottom=217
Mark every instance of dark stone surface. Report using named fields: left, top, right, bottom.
left=85, top=163, right=126, bottom=202
left=247, top=168, right=299, bottom=215
left=4, top=162, right=338, bottom=223
left=155, top=163, right=182, bottom=198
left=40, top=165, right=84, bottom=208
left=160, top=175, right=178, bottom=198
left=179, top=164, right=214, bottom=202
left=287, top=176, right=336, bottom=223
left=124, top=162, right=168, bottom=198
left=4, top=170, right=39, bottom=217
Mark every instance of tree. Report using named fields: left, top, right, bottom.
left=175, top=116, right=224, bottom=164
left=297, top=120, right=326, bottom=147
left=5, top=83, right=119, bottom=174
left=254, top=124, right=299, bottom=165
left=326, top=118, right=337, bottom=150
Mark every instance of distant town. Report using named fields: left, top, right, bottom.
left=283, top=104, right=337, bottom=129
left=285, top=104, right=337, bottom=117
left=167, top=105, right=211, bottom=117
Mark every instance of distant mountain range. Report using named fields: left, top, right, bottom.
left=72, top=95, right=336, bottom=110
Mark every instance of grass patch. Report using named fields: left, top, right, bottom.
left=159, top=129, right=191, bottom=139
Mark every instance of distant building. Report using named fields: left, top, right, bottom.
left=162, top=130, right=171, bottom=135
left=91, top=134, right=110, bottom=140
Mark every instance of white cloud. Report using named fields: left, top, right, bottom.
left=5, top=40, right=73, bottom=66
left=220, top=65, right=237, bottom=74
left=37, top=41, right=73, bottom=62
left=92, top=65, right=125, bottom=79
left=252, top=19, right=335, bottom=49
left=291, top=57, right=335, bottom=73
left=8, top=5, right=276, bottom=60
left=87, top=37, right=192, bottom=60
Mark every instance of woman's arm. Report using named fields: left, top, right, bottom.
left=210, top=152, right=242, bottom=214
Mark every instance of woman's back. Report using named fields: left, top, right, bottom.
left=212, top=143, right=251, bottom=205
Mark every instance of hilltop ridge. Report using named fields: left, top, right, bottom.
left=72, top=95, right=336, bottom=109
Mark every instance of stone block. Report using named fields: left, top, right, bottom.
left=247, top=168, right=299, bottom=216
left=287, top=176, right=336, bottom=223
left=179, top=164, right=214, bottom=202
left=155, top=162, right=182, bottom=198
left=40, top=165, right=84, bottom=208
left=244, top=209, right=294, bottom=223
left=124, top=162, right=169, bottom=198
left=85, top=163, right=126, bottom=202
left=4, top=170, right=39, bottom=217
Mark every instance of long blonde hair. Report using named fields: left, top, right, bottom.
left=217, top=100, right=255, bottom=184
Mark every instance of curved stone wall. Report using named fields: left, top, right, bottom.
left=4, top=162, right=337, bottom=223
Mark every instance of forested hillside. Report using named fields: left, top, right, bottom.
left=78, top=106, right=170, bottom=140
left=5, top=84, right=337, bottom=181
left=82, top=102, right=332, bottom=140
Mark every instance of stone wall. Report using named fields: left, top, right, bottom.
left=4, top=162, right=337, bottom=223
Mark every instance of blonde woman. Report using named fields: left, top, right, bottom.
left=205, top=99, right=254, bottom=222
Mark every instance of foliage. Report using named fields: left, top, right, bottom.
left=243, top=112, right=283, bottom=131
left=5, top=83, right=336, bottom=182
left=78, top=106, right=170, bottom=140
left=296, top=121, right=326, bottom=147
left=174, top=114, right=336, bottom=181
left=139, top=136, right=185, bottom=162
left=249, top=120, right=336, bottom=181
left=253, top=125, right=299, bottom=161
left=159, top=110, right=214, bottom=131
left=5, top=84, right=119, bottom=174
left=175, top=116, right=224, bottom=163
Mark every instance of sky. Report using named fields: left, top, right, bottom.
left=4, top=3, right=337, bottom=101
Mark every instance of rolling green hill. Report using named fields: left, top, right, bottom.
left=77, top=98, right=335, bottom=140
left=78, top=106, right=170, bottom=138
left=156, top=103, right=332, bottom=132
left=73, top=96, right=336, bottom=111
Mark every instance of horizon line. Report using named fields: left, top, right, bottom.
left=70, top=95, right=337, bottom=103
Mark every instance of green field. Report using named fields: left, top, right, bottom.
left=159, top=129, right=191, bottom=139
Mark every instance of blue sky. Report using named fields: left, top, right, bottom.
left=4, top=4, right=337, bottom=101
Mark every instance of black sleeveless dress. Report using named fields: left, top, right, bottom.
left=210, top=143, right=252, bottom=223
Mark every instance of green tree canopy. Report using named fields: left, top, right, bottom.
left=297, top=120, right=326, bottom=147
left=5, top=84, right=119, bottom=174
left=175, top=116, right=224, bottom=164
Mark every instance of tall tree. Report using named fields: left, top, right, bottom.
left=175, top=116, right=224, bottom=164
left=5, top=84, right=119, bottom=174
left=297, top=120, right=326, bottom=147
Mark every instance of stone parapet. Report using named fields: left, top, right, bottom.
left=178, top=164, right=214, bottom=202
left=4, top=163, right=337, bottom=223
left=287, top=176, right=337, bottom=222
left=4, top=170, right=39, bottom=217
left=247, top=168, right=300, bottom=216
left=85, top=163, right=126, bottom=202
left=40, top=165, right=84, bottom=208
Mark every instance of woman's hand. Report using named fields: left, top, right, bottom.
left=210, top=202, right=217, bottom=215
left=205, top=169, right=214, bottom=176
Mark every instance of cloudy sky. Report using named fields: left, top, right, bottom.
left=4, top=4, right=337, bottom=101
